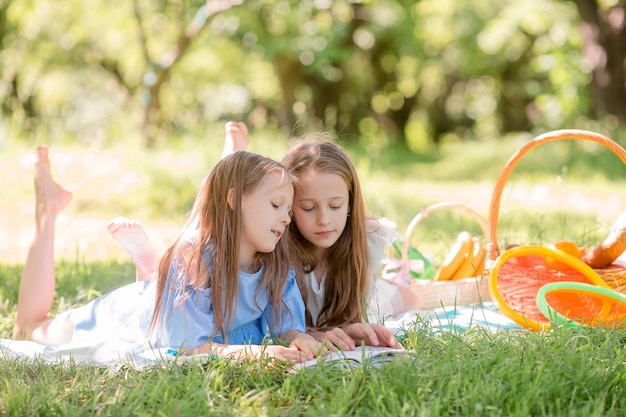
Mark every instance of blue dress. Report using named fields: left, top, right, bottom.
left=153, top=243, right=306, bottom=348
left=67, top=243, right=307, bottom=350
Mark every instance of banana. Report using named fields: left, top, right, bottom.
left=435, top=231, right=473, bottom=281
left=472, top=238, right=487, bottom=276
left=451, top=237, right=486, bottom=280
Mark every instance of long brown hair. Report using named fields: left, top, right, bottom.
left=282, top=141, right=370, bottom=329
left=149, top=151, right=294, bottom=342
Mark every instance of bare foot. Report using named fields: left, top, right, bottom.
left=108, top=217, right=158, bottom=281
left=222, top=121, right=249, bottom=158
left=34, top=145, right=73, bottom=221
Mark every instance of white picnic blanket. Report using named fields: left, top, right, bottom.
left=383, top=302, right=521, bottom=334
left=0, top=338, right=176, bottom=370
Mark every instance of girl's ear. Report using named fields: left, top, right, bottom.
left=227, top=188, right=236, bottom=210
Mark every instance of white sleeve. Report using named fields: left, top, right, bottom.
left=367, top=217, right=402, bottom=279
left=366, top=217, right=402, bottom=319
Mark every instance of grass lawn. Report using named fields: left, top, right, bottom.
left=2, top=132, right=626, bottom=416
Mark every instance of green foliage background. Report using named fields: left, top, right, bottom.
left=1, top=0, right=621, bottom=151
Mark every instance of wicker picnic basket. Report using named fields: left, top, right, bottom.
left=486, top=129, right=626, bottom=330
left=399, top=201, right=492, bottom=310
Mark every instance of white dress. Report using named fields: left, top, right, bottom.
left=304, top=271, right=325, bottom=327
left=364, top=217, right=405, bottom=321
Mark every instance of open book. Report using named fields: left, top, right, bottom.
left=295, top=346, right=410, bottom=370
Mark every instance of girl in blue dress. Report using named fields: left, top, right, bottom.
left=12, top=146, right=323, bottom=363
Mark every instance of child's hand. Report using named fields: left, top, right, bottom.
left=342, top=323, right=402, bottom=348
left=289, top=332, right=328, bottom=358
left=308, top=327, right=356, bottom=351
left=259, top=345, right=314, bottom=363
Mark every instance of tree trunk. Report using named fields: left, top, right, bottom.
left=134, top=0, right=243, bottom=147
left=572, top=0, right=626, bottom=121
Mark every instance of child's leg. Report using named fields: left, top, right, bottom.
left=221, top=121, right=249, bottom=158
left=13, top=145, right=75, bottom=344
left=108, top=217, right=158, bottom=281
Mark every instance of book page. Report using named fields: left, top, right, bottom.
left=295, top=346, right=408, bottom=370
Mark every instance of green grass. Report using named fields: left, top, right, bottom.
left=2, top=293, right=626, bottom=416
left=2, top=133, right=626, bottom=415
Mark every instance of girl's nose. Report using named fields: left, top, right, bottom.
left=317, top=210, right=330, bottom=226
left=280, top=209, right=291, bottom=225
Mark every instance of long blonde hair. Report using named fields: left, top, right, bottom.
left=149, top=151, right=294, bottom=341
left=282, top=141, right=370, bottom=329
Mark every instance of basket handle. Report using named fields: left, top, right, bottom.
left=401, top=201, right=489, bottom=263
left=487, top=129, right=626, bottom=262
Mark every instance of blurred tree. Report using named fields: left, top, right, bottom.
left=232, top=0, right=364, bottom=137
left=0, top=0, right=243, bottom=146
left=570, top=0, right=626, bottom=122
left=233, top=0, right=589, bottom=152
left=0, top=0, right=614, bottom=150
left=233, top=0, right=423, bottom=146
left=133, top=0, right=243, bottom=147
left=0, top=0, right=38, bottom=133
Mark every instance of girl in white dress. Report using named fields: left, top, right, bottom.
left=281, top=140, right=403, bottom=351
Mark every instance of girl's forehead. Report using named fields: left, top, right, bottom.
left=257, top=170, right=293, bottom=192
left=299, top=169, right=346, bottom=184
left=296, top=170, right=349, bottom=195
